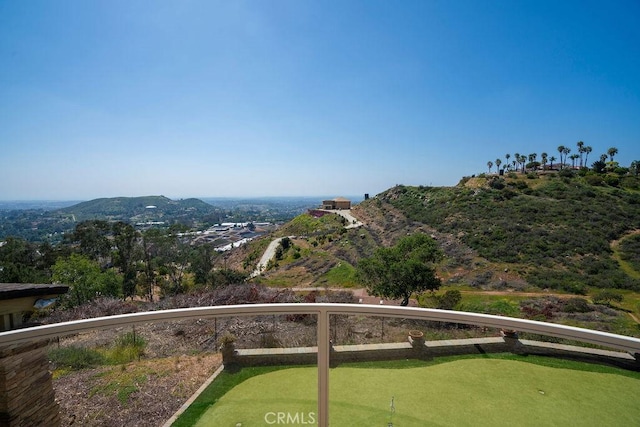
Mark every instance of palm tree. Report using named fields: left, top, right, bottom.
left=557, top=146, right=566, bottom=169
left=577, top=141, right=585, bottom=167
left=541, top=152, right=548, bottom=170
left=584, top=146, right=592, bottom=166
left=549, top=156, right=556, bottom=170
left=600, top=153, right=608, bottom=163
left=519, top=155, right=527, bottom=173
left=487, top=161, right=493, bottom=174
left=608, top=147, right=618, bottom=161
left=562, top=147, right=571, bottom=169
left=495, top=158, right=502, bottom=173
left=505, top=153, right=511, bottom=165
left=570, top=154, right=579, bottom=168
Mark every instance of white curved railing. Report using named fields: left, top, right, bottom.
left=1, top=303, right=639, bottom=427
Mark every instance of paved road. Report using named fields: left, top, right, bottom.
left=251, top=236, right=295, bottom=278
left=319, top=209, right=364, bottom=228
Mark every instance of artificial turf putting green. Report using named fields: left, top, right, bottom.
left=193, top=359, right=640, bottom=426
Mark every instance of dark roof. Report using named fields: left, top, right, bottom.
left=0, top=283, right=69, bottom=300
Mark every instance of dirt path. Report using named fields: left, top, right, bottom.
left=459, top=290, right=573, bottom=298
left=611, top=229, right=640, bottom=279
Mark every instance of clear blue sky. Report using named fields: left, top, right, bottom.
left=1, top=1, right=639, bottom=200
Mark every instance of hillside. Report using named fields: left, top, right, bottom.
left=58, top=196, right=217, bottom=222
left=241, top=172, right=640, bottom=294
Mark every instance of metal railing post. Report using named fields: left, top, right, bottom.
left=317, top=307, right=330, bottom=427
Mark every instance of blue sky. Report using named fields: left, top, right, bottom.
left=1, top=1, right=639, bottom=200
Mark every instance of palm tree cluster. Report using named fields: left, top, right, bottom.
left=485, top=141, right=623, bottom=175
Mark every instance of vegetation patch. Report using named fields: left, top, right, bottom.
left=318, top=261, right=357, bottom=288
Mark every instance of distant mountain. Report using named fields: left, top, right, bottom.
left=58, top=196, right=215, bottom=221
left=58, top=196, right=215, bottom=222
left=0, top=196, right=221, bottom=242
left=0, top=200, right=81, bottom=210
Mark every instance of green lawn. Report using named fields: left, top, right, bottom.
left=186, top=357, right=640, bottom=426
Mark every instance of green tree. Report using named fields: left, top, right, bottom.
left=356, top=233, right=442, bottom=306
left=487, top=161, right=493, bottom=174
left=519, top=155, right=527, bottom=173
left=147, top=226, right=191, bottom=296
left=68, top=220, right=112, bottom=264
left=557, top=145, right=566, bottom=169
left=562, top=146, right=571, bottom=168
left=577, top=141, right=585, bottom=167
left=592, top=159, right=607, bottom=173
left=112, top=222, right=139, bottom=299
left=630, top=160, right=640, bottom=177
left=570, top=154, right=579, bottom=168
left=436, top=289, right=462, bottom=310
left=189, top=244, right=216, bottom=286
left=52, top=254, right=121, bottom=308
left=0, top=237, right=47, bottom=283
left=592, top=289, right=623, bottom=306
left=607, top=147, right=618, bottom=162
left=584, top=145, right=592, bottom=165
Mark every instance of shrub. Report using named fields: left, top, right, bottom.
left=489, top=178, right=505, bottom=190
left=603, top=175, right=620, bottom=187
left=559, top=168, right=574, bottom=178
left=592, top=289, right=624, bottom=306
left=563, top=297, right=591, bottom=313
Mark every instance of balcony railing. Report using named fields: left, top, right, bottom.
left=1, top=303, right=639, bottom=426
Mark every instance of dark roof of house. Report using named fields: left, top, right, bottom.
left=0, top=283, right=69, bottom=300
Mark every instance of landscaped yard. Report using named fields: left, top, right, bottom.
left=175, top=355, right=640, bottom=426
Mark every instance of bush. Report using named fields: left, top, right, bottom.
left=604, top=175, right=620, bottom=187
left=559, top=168, right=574, bottom=178
left=563, top=297, right=591, bottom=313
left=592, top=290, right=624, bottom=306
left=584, top=174, right=605, bottom=186
left=489, top=178, right=505, bottom=190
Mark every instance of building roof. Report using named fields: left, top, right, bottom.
left=0, top=283, right=69, bottom=301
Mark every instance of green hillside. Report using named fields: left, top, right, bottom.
left=246, top=172, right=640, bottom=294
left=379, top=174, right=640, bottom=292
left=58, top=196, right=217, bottom=223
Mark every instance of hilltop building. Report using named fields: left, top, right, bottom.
left=322, top=197, right=351, bottom=210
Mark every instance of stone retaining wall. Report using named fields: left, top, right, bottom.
left=0, top=341, right=60, bottom=427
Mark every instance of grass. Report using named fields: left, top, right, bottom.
left=171, top=365, right=295, bottom=427
left=175, top=354, right=640, bottom=426
left=319, top=261, right=357, bottom=288
left=49, top=330, right=147, bottom=375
